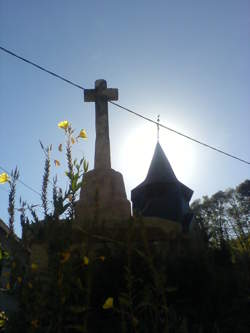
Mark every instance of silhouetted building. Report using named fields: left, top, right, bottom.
left=131, top=142, right=193, bottom=230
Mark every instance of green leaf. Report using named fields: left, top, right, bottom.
left=83, top=160, right=89, bottom=173
left=0, top=319, right=6, bottom=328
left=3, top=251, right=10, bottom=259
left=71, top=175, right=78, bottom=192
left=75, top=182, right=82, bottom=192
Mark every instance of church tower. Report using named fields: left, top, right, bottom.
left=131, top=142, right=194, bottom=231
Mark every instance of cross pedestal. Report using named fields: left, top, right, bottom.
left=76, top=79, right=131, bottom=223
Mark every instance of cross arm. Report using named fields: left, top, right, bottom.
left=84, top=88, right=119, bottom=102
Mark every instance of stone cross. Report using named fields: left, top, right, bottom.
left=84, top=79, right=118, bottom=169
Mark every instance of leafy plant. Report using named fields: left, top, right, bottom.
left=3, top=124, right=250, bottom=333
left=8, top=167, right=19, bottom=234
left=40, top=141, right=52, bottom=219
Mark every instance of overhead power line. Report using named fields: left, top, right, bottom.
left=0, top=165, right=41, bottom=198
left=110, top=102, right=250, bottom=165
left=1, top=45, right=249, bottom=166
left=0, top=46, right=84, bottom=90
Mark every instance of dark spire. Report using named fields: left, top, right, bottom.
left=131, top=142, right=194, bottom=229
left=144, top=142, right=177, bottom=185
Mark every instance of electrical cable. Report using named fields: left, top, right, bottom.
left=1, top=45, right=249, bottom=165
left=0, top=46, right=85, bottom=90
left=110, top=102, right=250, bottom=165
left=0, top=165, right=41, bottom=198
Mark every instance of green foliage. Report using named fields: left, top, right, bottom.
left=18, top=123, right=88, bottom=225
left=4, top=218, right=250, bottom=333
left=0, top=310, right=8, bottom=329
left=8, top=167, right=19, bottom=234
left=191, top=179, right=250, bottom=254
left=4, top=126, right=249, bottom=332
left=64, top=156, right=86, bottom=220
left=40, top=141, right=52, bottom=218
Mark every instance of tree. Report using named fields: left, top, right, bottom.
left=191, top=180, right=250, bottom=253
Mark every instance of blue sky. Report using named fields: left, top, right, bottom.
left=0, top=0, right=249, bottom=236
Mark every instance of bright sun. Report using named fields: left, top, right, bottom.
left=120, top=122, right=195, bottom=192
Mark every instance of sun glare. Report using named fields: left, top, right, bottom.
left=121, top=122, right=195, bottom=191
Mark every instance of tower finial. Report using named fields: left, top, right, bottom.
left=157, top=115, right=160, bottom=142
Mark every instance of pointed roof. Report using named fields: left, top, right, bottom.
left=136, top=142, right=177, bottom=189
left=132, top=142, right=193, bottom=201
left=131, top=142, right=194, bottom=226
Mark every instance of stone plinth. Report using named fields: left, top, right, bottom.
left=76, top=168, right=131, bottom=222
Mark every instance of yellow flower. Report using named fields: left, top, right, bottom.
left=58, top=120, right=69, bottom=130
left=78, top=129, right=87, bottom=139
left=58, top=143, right=63, bottom=152
left=28, top=282, right=33, bottom=289
left=0, top=173, right=10, bottom=184
left=99, top=256, right=105, bottom=261
left=71, top=137, right=76, bottom=144
left=31, top=319, right=39, bottom=328
left=83, top=256, right=89, bottom=265
left=31, top=263, right=38, bottom=271
left=54, top=159, right=60, bottom=167
left=0, top=311, right=7, bottom=328
left=17, top=276, right=22, bottom=283
left=6, top=282, right=10, bottom=290
left=102, top=297, right=114, bottom=309
left=61, top=251, right=71, bottom=264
